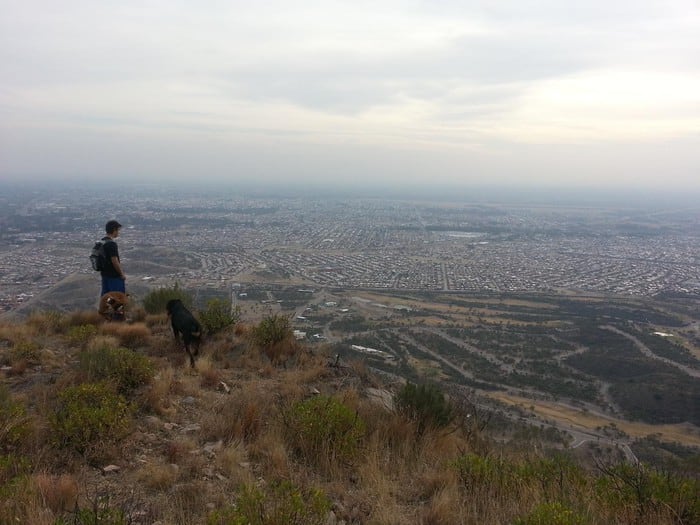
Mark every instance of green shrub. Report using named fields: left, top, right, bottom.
left=0, top=464, right=32, bottom=522
left=78, top=346, right=155, bottom=395
left=451, top=453, right=517, bottom=492
left=516, top=455, right=587, bottom=499
left=250, top=314, right=292, bottom=349
left=49, top=382, right=132, bottom=454
left=284, top=395, right=365, bottom=469
left=66, top=325, right=98, bottom=346
left=207, top=481, right=330, bottom=525
left=0, top=453, right=31, bottom=489
left=596, top=462, right=700, bottom=523
left=9, top=341, right=41, bottom=363
left=394, top=382, right=454, bottom=433
left=514, top=502, right=588, bottom=525
left=0, top=385, right=31, bottom=452
left=142, top=283, right=192, bottom=314
left=199, top=298, right=239, bottom=334
left=54, top=498, right=129, bottom=525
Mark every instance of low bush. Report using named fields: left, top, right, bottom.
left=207, top=480, right=330, bottom=525
left=514, top=502, right=588, bottom=525
left=49, top=382, right=132, bottom=454
left=142, top=283, right=192, bottom=314
left=66, top=324, right=99, bottom=347
left=250, top=314, right=297, bottom=364
left=250, top=314, right=292, bottom=349
left=78, top=346, right=155, bottom=395
left=0, top=385, right=32, bottom=452
left=6, top=340, right=41, bottom=365
left=394, top=382, right=454, bottom=434
left=451, top=453, right=517, bottom=493
left=26, top=310, right=65, bottom=334
left=199, top=298, right=239, bottom=334
left=284, top=395, right=365, bottom=470
left=596, top=462, right=700, bottom=523
left=99, top=322, right=151, bottom=349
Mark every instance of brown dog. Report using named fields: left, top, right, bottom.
left=99, top=291, right=129, bottom=321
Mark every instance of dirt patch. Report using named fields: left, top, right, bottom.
left=489, top=392, right=700, bottom=448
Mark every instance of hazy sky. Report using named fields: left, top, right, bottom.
left=1, top=1, right=699, bottom=190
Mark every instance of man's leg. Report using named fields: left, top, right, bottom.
left=102, top=277, right=126, bottom=294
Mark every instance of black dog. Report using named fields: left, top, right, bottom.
left=165, top=299, right=202, bottom=367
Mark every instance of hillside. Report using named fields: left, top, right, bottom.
left=1, top=307, right=699, bottom=525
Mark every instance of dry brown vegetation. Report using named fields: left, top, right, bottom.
left=0, top=310, right=698, bottom=525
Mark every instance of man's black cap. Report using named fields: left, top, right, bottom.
left=105, top=220, right=122, bottom=233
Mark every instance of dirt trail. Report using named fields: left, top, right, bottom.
left=601, top=325, right=700, bottom=378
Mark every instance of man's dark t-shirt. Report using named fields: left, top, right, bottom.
left=100, top=237, right=120, bottom=278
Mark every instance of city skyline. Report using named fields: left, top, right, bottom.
left=1, top=1, right=699, bottom=190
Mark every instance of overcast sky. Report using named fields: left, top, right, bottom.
left=1, top=1, right=698, bottom=191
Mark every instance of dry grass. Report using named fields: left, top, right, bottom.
left=34, top=473, right=79, bottom=513
left=491, top=391, right=700, bottom=448
left=137, top=460, right=180, bottom=490
left=0, top=311, right=697, bottom=525
left=66, top=310, right=103, bottom=327
left=99, top=321, right=151, bottom=348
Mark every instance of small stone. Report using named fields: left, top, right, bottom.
left=203, top=440, right=224, bottom=455
left=182, top=396, right=196, bottom=405
left=102, top=465, right=120, bottom=474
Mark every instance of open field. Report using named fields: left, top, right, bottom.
left=7, top=278, right=700, bottom=459
left=489, top=392, right=700, bottom=448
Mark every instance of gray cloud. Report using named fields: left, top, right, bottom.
left=0, top=0, right=698, bottom=190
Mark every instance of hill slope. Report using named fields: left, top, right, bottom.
left=0, top=309, right=699, bottom=525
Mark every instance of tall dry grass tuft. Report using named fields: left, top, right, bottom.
left=247, top=430, right=290, bottom=480
left=144, top=312, right=168, bottom=328
left=200, top=383, right=272, bottom=444
left=25, top=310, right=66, bottom=335
left=418, top=483, right=466, bottom=525
left=99, top=322, right=151, bottom=348
left=280, top=351, right=330, bottom=386
left=163, top=481, right=209, bottom=524
left=66, top=310, right=103, bottom=327
left=196, top=356, right=222, bottom=388
left=128, top=305, right=147, bottom=323
left=263, top=339, right=299, bottom=366
left=85, top=334, right=120, bottom=352
left=0, top=321, right=36, bottom=345
left=137, top=460, right=180, bottom=490
left=34, top=473, right=79, bottom=514
left=140, top=366, right=179, bottom=415
left=0, top=476, right=54, bottom=525
left=216, top=440, right=256, bottom=487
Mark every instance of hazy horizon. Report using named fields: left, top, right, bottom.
left=3, top=178, right=700, bottom=210
left=1, top=1, right=698, bottom=191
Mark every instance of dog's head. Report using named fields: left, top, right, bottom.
left=165, top=298, right=183, bottom=316
left=106, top=296, right=125, bottom=313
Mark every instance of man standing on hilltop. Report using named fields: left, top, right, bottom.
left=100, top=220, right=126, bottom=295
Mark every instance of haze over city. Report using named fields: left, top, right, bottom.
left=1, top=1, right=698, bottom=191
